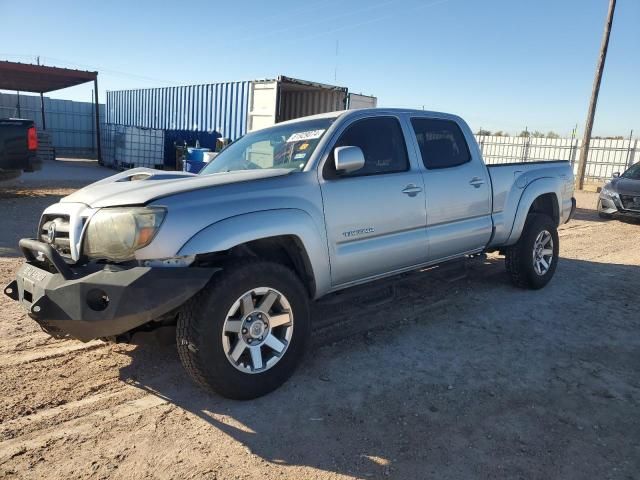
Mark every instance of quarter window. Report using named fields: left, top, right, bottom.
left=411, top=118, right=471, bottom=169
left=324, top=117, right=409, bottom=178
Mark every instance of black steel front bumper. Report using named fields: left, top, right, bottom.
left=4, top=239, right=217, bottom=342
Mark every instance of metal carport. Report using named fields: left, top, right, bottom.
left=0, top=60, right=102, bottom=162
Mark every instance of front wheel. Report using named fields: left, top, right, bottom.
left=176, top=259, right=311, bottom=399
left=505, top=214, right=559, bottom=289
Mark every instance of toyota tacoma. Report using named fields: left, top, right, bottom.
left=5, top=109, right=576, bottom=399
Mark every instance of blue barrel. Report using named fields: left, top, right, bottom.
left=183, top=159, right=207, bottom=173
left=187, top=147, right=210, bottom=162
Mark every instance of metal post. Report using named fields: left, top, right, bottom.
left=91, top=89, right=95, bottom=155
left=40, top=92, right=46, bottom=130
left=576, top=0, right=616, bottom=189
left=94, top=77, right=102, bottom=164
left=624, top=130, right=634, bottom=169
left=627, top=138, right=637, bottom=170
left=16, top=91, right=21, bottom=117
left=36, top=56, right=46, bottom=130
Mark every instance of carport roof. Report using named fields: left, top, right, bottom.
left=0, top=60, right=97, bottom=93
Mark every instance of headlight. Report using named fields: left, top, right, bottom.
left=84, top=207, right=166, bottom=261
left=600, top=185, right=617, bottom=199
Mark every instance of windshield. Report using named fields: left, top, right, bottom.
left=621, top=162, right=640, bottom=180
left=200, top=117, right=335, bottom=175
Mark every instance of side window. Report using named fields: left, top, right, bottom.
left=324, top=117, right=409, bottom=179
left=411, top=118, right=471, bottom=169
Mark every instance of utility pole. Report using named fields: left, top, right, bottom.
left=576, top=0, right=616, bottom=189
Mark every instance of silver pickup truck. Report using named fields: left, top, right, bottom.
left=5, top=109, right=576, bottom=399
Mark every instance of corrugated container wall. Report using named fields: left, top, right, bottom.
left=0, top=92, right=104, bottom=158
left=278, top=89, right=345, bottom=121
left=106, top=81, right=251, bottom=140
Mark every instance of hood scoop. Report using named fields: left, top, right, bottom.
left=109, top=167, right=196, bottom=183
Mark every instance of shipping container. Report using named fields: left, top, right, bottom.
left=106, top=81, right=251, bottom=139
left=106, top=76, right=372, bottom=140
left=347, top=93, right=378, bottom=110
left=247, top=76, right=347, bottom=132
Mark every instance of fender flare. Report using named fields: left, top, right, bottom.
left=177, top=209, right=331, bottom=298
left=505, top=177, right=562, bottom=245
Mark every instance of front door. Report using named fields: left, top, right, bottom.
left=319, top=116, right=428, bottom=286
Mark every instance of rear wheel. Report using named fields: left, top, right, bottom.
left=505, top=214, right=559, bottom=289
left=176, top=259, right=311, bottom=399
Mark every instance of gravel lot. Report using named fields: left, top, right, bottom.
left=1, top=165, right=639, bottom=479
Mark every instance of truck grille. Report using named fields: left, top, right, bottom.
left=40, top=214, right=72, bottom=257
left=619, top=195, right=640, bottom=211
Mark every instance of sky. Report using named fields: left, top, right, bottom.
left=1, top=0, right=638, bottom=137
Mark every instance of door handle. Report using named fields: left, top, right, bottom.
left=402, top=184, right=423, bottom=197
left=469, top=177, right=485, bottom=188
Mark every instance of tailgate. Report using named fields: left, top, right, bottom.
left=0, top=119, right=37, bottom=171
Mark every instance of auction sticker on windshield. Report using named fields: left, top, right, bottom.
left=286, top=130, right=325, bottom=142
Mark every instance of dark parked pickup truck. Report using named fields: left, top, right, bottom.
left=0, top=118, right=41, bottom=181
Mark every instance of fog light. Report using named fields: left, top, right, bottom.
left=86, top=289, right=110, bottom=311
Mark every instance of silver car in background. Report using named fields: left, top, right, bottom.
left=598, top=162, right=640, bottom=219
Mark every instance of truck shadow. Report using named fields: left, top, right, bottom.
left=118, top=256, right=640, bottom=478
left=570, top=207, right=609, bottom=223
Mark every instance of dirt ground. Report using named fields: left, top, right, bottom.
left=1, top=169, right=639, bottom=479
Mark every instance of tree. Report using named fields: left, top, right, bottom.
left=477, top=129, right=491, bottom=136
left=518, top=130, right=530, bottom=138
left=532, top=131, right=545, bottom=138
left=493, top=130, right=507, bottom=137
left=546, top=131, right=560, bottom=139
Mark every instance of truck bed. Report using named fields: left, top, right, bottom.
left=487, top=160, right=574, bottom=247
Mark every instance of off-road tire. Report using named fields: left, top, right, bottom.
left=176, top=259, right=311, bottom=400
left=505, top=213, right=559, bottom=289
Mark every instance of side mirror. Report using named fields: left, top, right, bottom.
left=334, top=146, right=365, bottom=174
left=612, top=172, right=620, bottom=178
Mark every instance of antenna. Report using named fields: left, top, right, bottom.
left=334, top=39, right=339, bottom=82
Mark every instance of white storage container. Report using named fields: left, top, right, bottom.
left=112, top=125, right=164, bottom=169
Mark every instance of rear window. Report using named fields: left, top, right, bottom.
left=411, top=118, right=471, bottom=169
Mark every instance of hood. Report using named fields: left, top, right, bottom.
left=62, top=167, right=292, bottom=208
left=610, top=177, right=640, bottom=196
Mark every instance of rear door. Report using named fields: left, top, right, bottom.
left=409, top=117, right=492, bottom=261
left=319, top=115, right=428, bottom=286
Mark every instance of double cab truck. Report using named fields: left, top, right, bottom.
left=5, top=109, right=576, bottom=399
left=0, top=118, right=40, bottom=181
